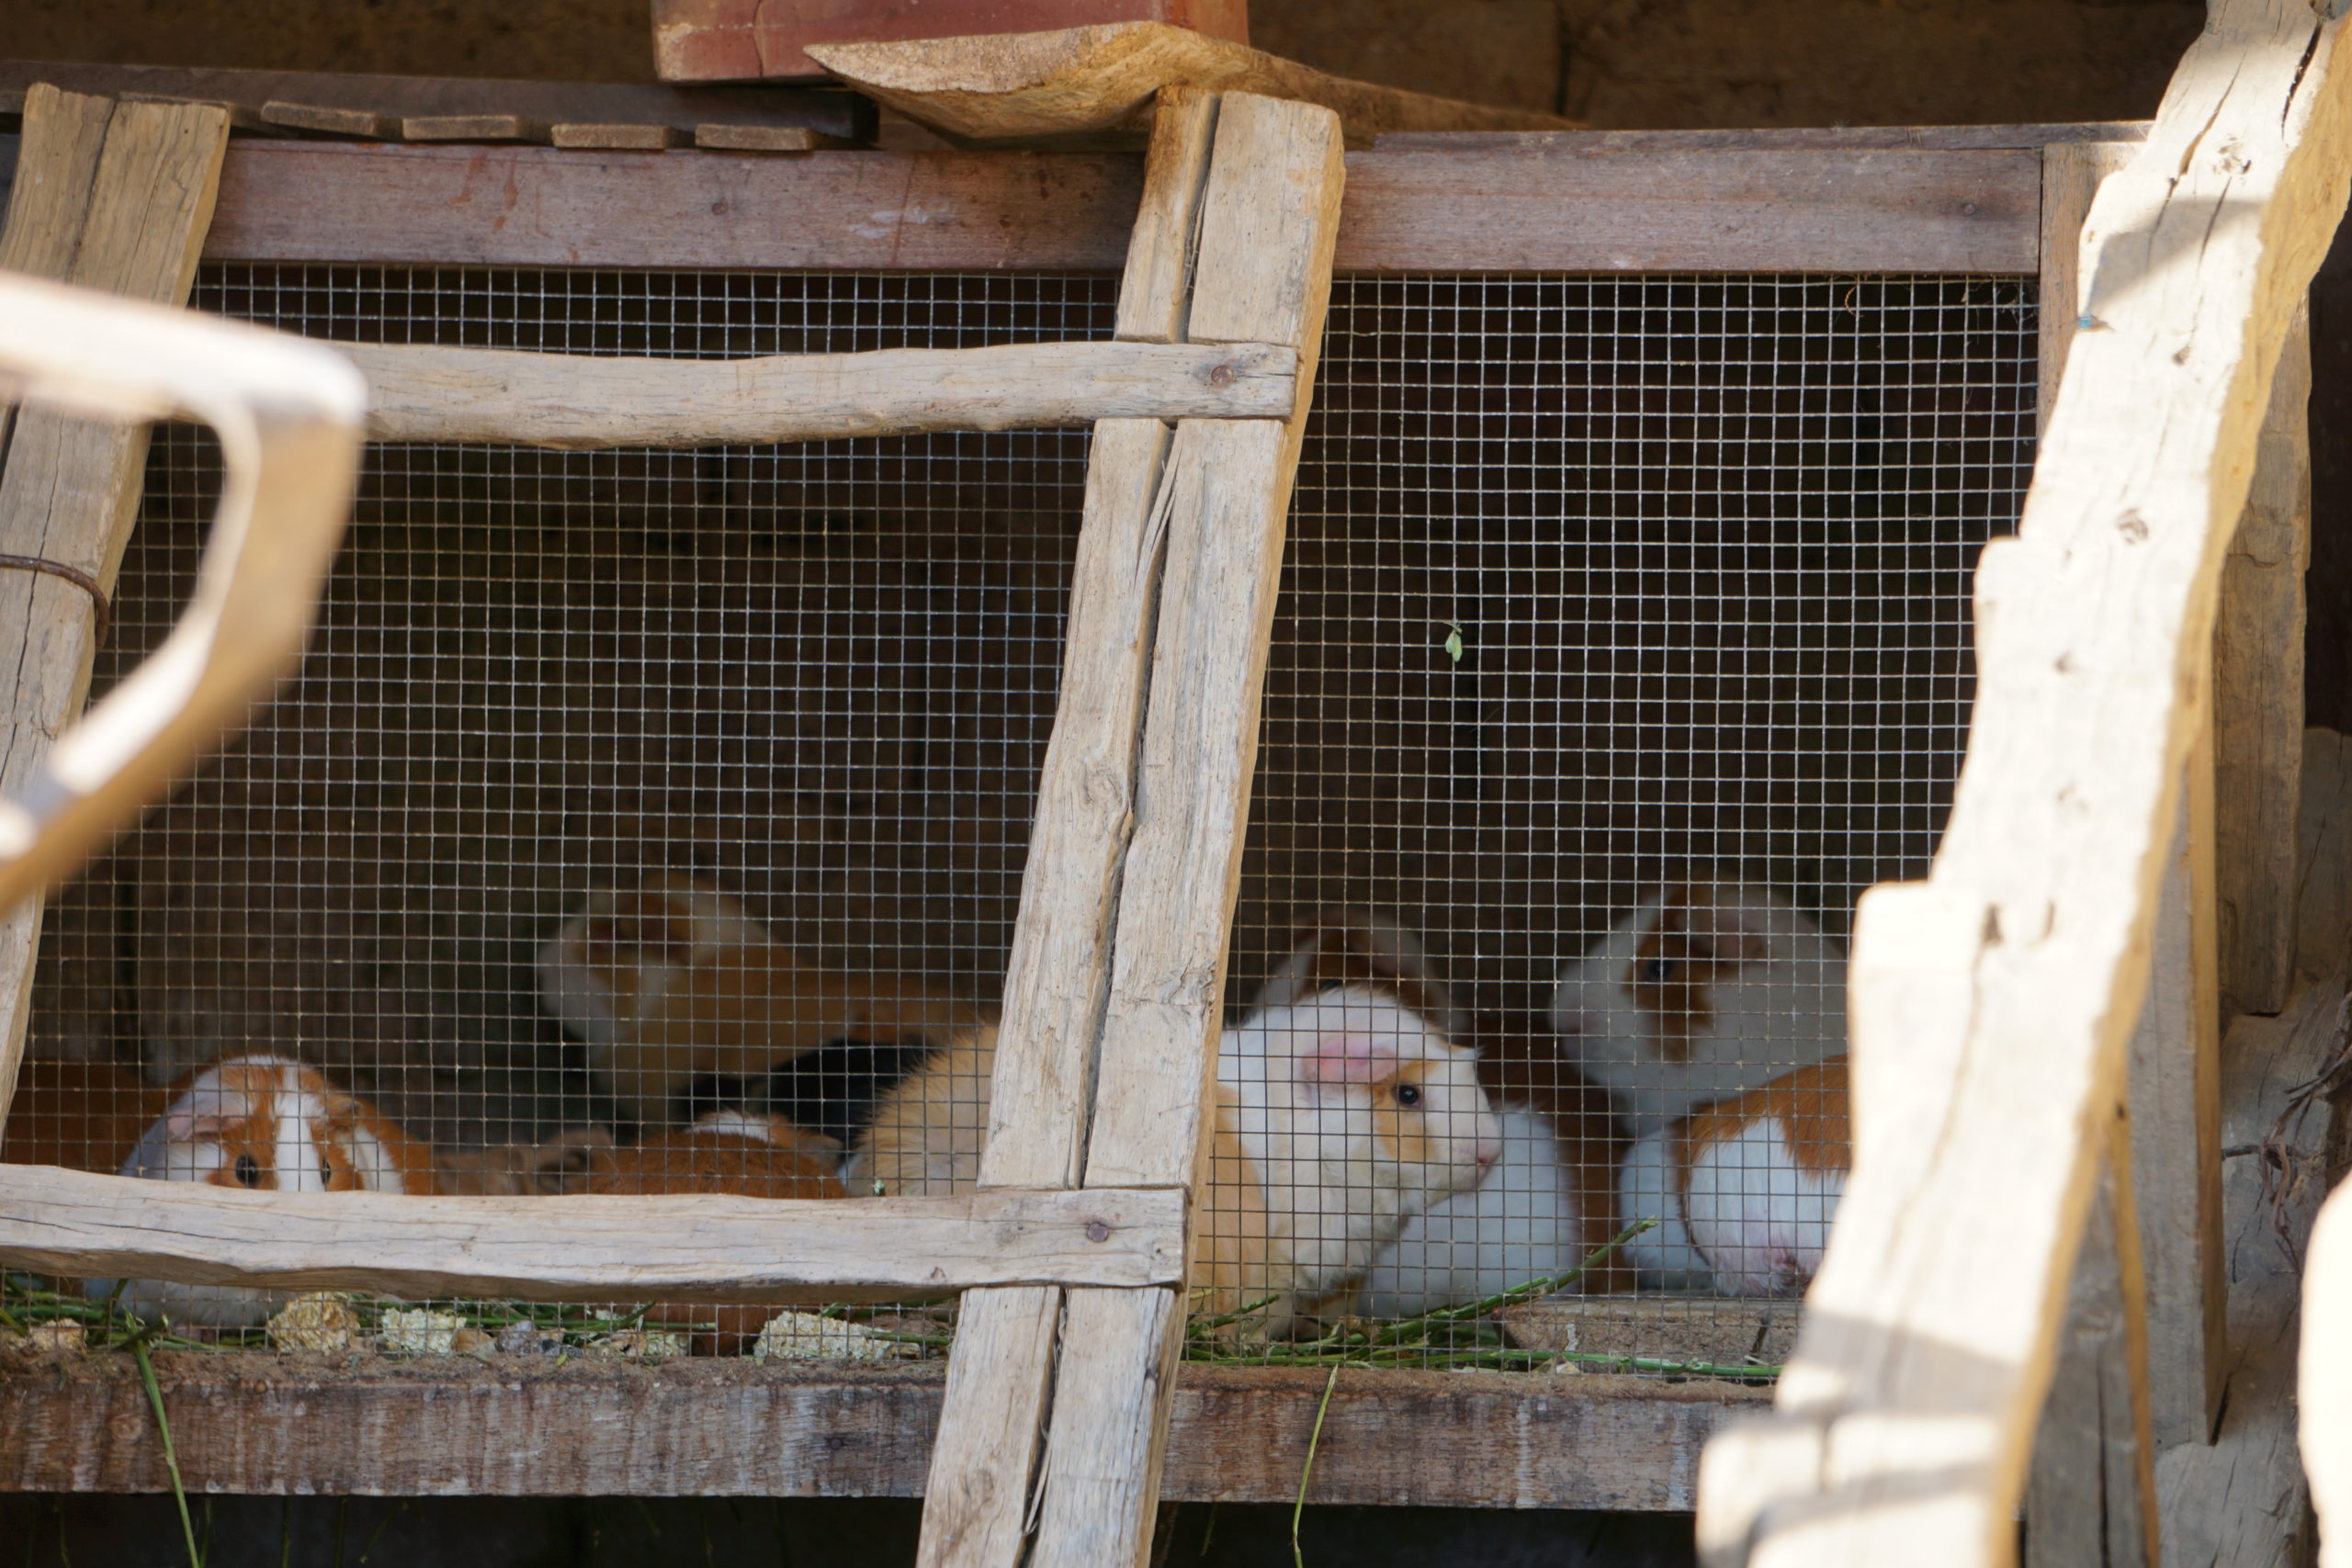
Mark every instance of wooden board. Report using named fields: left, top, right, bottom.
left=0, top=1167, right=1182, bottom=1303
left=0, top=61, right=875, bottom=143
left=654, top=0, right=1249, bottom=85
left=0, top=91, right=230, bottom=1134
left=907, top=94, right=1217, bottom=1568
left=1500, top=1299, right=1801, bottom=1370
left=352, top=339, right=1295, bottom=448
left=804, top=22, right=1572, bottom=145
left=0, top=1358, right=1762, bottom=1508
left=2164, top=728, right=2350, bottom=1568
left=0, top=134, right=2053, bottom=275
left=2215, top=307, right=2312, bottom=1018
left=1694, top=6, right=2352, bottom=1565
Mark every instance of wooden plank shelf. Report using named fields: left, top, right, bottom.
left=0, top=1355, right=1764, bottom=1509
left=0, top=133, right=2064, bottom=276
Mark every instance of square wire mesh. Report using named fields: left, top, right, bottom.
left=16, top=265, right=2036, bottom=1373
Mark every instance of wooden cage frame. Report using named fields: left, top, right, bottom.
left=0, top=6, right=2338, bottom=1559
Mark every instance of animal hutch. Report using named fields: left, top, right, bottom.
left=0, top=3, right=2340, bottom=1564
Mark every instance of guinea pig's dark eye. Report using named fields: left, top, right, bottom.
left=1639, top=956, right=1676, bottom=986
left=1394, top=1083, right=1421, bottom=1108
left=233, top=1155, right=262, bottom=1188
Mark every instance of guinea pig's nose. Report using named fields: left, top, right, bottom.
left=1474, top=1138, right=1501, bottom=1169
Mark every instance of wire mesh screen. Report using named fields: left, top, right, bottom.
left=12, top=265, right=2035, bottom=1374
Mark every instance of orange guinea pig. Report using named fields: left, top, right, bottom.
left=547, top=1110, right=850, bottom=1354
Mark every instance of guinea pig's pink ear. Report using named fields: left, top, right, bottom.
left=1295, top=1032, right=1401, bottom=1087
left=164, top=1106, right=239, bottom=1142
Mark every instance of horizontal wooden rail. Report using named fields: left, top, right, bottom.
left=0, top=1167, right=1183, bottom=1303
left=1, top=134, right=2063, bottom=275
left=350, top=339, right=1296, bottom=448
left=0, top=1358, right=1761, bottom=1508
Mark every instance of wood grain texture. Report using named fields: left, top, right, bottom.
left=651, top=0, right=1250, bottom=85
left=1023, top=95, right=1345, bottom=1568
left=2024, top=1124, right=2157, bottom=1568
left=351, top=339, right=1295, bottom=449
left=552, top=123, right=682, bottom=152
left=0, top=1358, right=1762, bottom=1507
left=802, top=22, right=1571, bottom=144
left=0, top=95, right=230, bottom=1141
left=1112, top=86, right=1216, bottom=344
left=911, top=87, right=1224, bottom=1568
left=1696, top=6, right=2352, bottom=1565
left=259, top=101, right=400, bottom=141
left=0, top=61, right=874, bottom=142
left=2046, top=130, right=2226, bottom=1460
left=0, top=1167, right=1182, bottom=1303
left=2169, top=728, right=2347, bottom=1568
left=23, top=136, right=2054, bottom=274
left=2215, top=307, right=2312, bottom=1018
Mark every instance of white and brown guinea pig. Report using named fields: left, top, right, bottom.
left=1358, top=1017, right=1628, bottom=1316
left=849, top=986, right=1502, bottom=1340
left=93, top=1055, right=438, bottom=1326
left=537, top=872, right=987, bottom=1127
left=1548, top=882, right=1847, bottom=1137
left=1251, top=907, right=1472, bottom=1041
left=1618, top=1057, right=1849, bottom=1296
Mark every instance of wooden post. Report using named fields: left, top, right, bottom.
left=0, top=87, right=230, bottom=1130
left=1695, top=6, right=2352, bottom=1563
left=911, top=87, right=1342, bottom=1568
left=2214, top=305, right=2312, bottom=1019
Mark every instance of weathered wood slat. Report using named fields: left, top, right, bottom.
left=2041, top=134, right=2224, bottom=1460
left=1027, top=94, right=1345, bottom=1568
left=2023, top=1123, right=2157, bottom=1568
left=910, top=89, right=1230, bottom=1568
left=0, top=91, right=230, bottom=1137
left=0, top=61, right=874, bottom=142
left=803, top=22, right=1570, bottom=145
left=1, top=137, right=2054, bottom=275
left=0, top=1167, right=1183, bottom=1303
left=0, top=1358, right=1760, bottom=1506
left=1112, top=87, right=1217, bottom=344
left=2215, top=307, right=2312, bottom=1018
left=2165, top=728, right=2348, bottom=1568
left=350, top=339, right=1296, bottom=449
left=1696, top=6, right=2352, bottom=1565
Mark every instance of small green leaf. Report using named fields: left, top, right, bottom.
left=1438, top=619, right=1465, bottom=664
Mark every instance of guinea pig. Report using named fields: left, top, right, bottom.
left=848, top=986, right=1503, bottom=1339
left=1616, top=1056, right=1849, bottom=1296
left=93, top=1055, right=440, bottom=1326
left=0, top=1060, right=167, bottom=1174
left=1548, top=882, right=1847, bottom=1137
left=537, top=873, right=988, bottom=1128
left=1250, top=907, right=1470, bottom=1040
left=1358, top=1017, right=1627, bottom=1317
left=544, top=1109, right=852, bottom=1353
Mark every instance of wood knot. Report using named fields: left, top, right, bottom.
left=1085, top=1220, right=1112, bottom=1244
left=2116, top=511, right=2149, bottom=544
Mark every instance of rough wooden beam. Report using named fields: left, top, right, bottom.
left=0, top=91, right=231, bottom=1139
left=1029, top=92, right=1345, bottom=1568
left=2215, top=306, right=2312, bottom=1018
left=803, top=22, right=1572, bottom=144
left=9, top=136, right=2051, bottom=274
left=2165, top=728, right=2350, bottom=1568
left=0, top=1358, right=1760, bottom=1507
left=1695, top=6, right=2352, bottom=1564
left=350, top=339, right=1296, bottom=448
left=0, top=1167, right=1183, bottom=1303
left=910, top=85, right=1218, bottom=1568
left=0, top=61, right=875, bottom=144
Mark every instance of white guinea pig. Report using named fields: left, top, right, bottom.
left=93, top=1054, right=439, bottom=1327
left=852, top=986, right=1503, bottom=1339
left=1617, top=1057, right=1849, bottom=1296
left=1549, top=882, right=1847, bottom=1137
